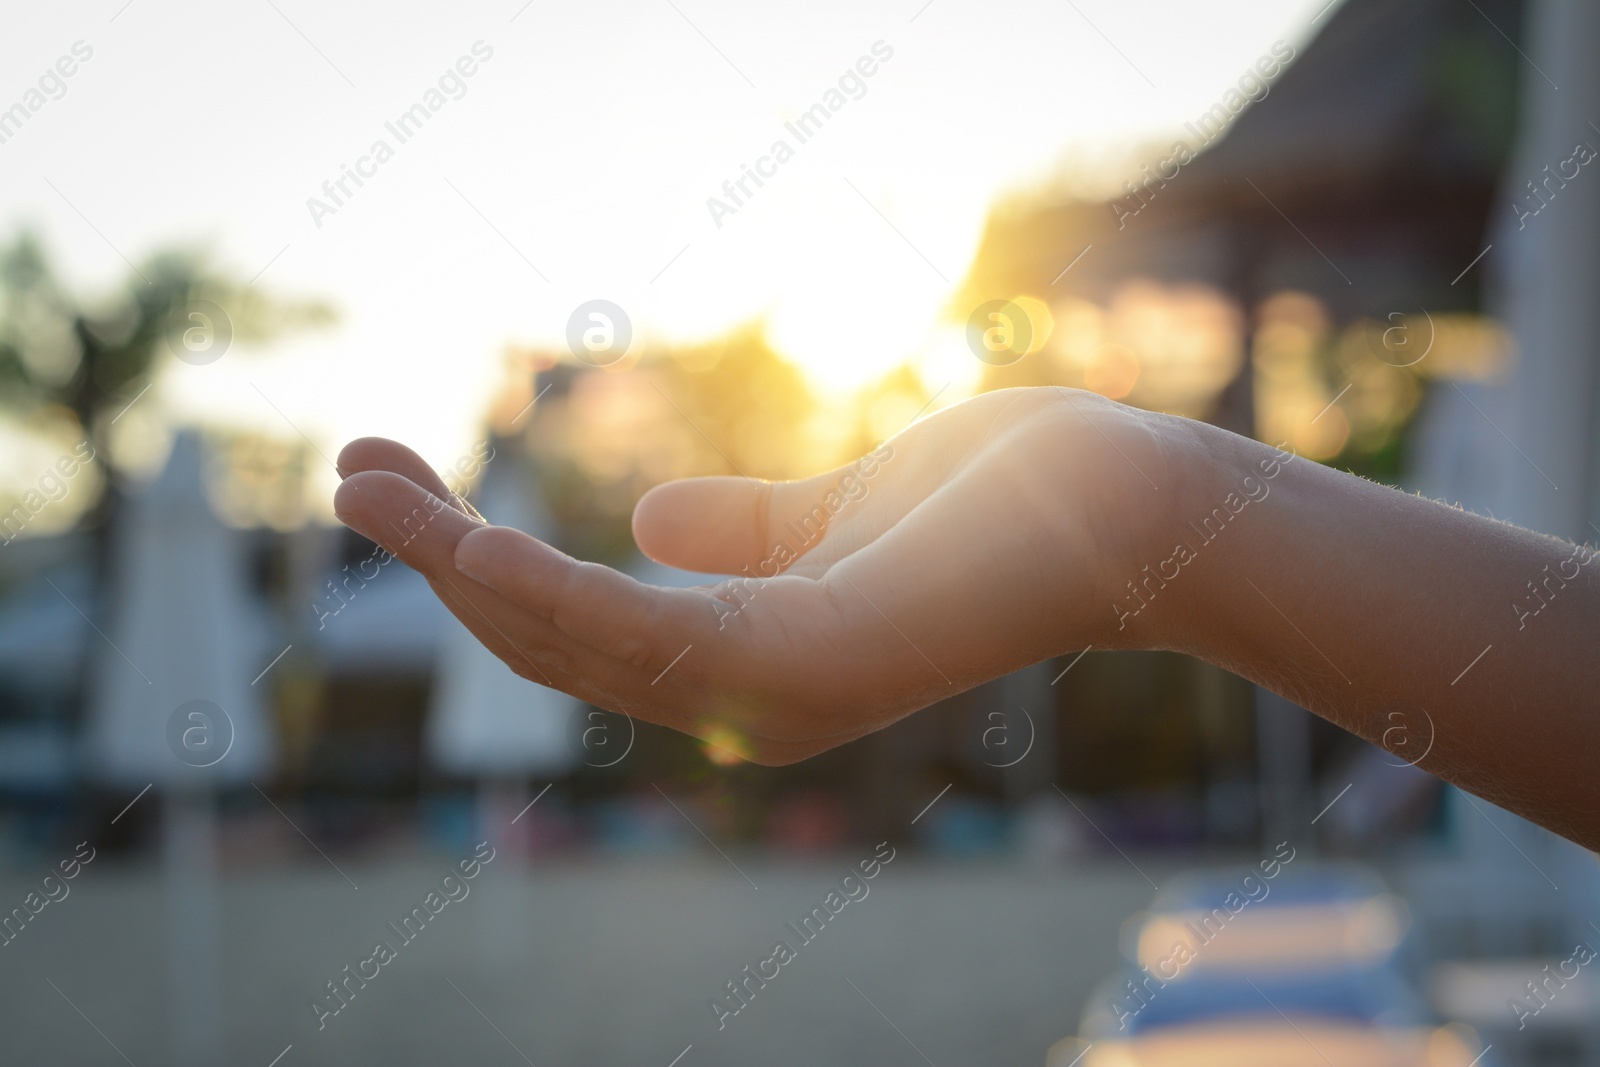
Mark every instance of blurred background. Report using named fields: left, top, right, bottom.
left=1, top=0, right=1598, bottom=1063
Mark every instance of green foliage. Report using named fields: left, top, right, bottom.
left=0, top=230, right=334, bottom=438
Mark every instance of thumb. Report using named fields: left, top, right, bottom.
left=631, top=466, right=864, bottom=576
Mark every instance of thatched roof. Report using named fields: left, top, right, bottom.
left=957, top=0, right=1521, bottom=319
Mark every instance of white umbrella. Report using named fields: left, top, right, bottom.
left=82, top=429, right=272, bottom=787
left=80, top=428, right=275, bottom=1067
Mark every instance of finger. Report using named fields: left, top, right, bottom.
left=459, top=524, right=918, bottom=755
left=334, top=474, right=845, bottom=762
left=333, top=469, right=484, bottom=566
left=426, top=573, right=575, bottom=688
left=455, top=524, right=719, bottom=676
left=631, top=474, right=818, bottom=575
left=630, top=400, right=1005, bottom=580
left=631, top=459, right=889, bottom=576
left=335, top=473, right=710, bottom=723
left=333, top=470, right=580, bottom=684
left=781, top=391, right=1069, bottom=579
left=337, top=437, right=484, bottom=521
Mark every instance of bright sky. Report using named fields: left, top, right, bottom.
left=1, top=0, right=1336, bottom=492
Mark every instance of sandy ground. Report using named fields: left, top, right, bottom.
left=0, top=851, right=1166, bottom=1067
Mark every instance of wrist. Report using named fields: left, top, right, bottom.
left=1100, top=413, right=1294, bottom=654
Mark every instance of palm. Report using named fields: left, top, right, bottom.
left=335, top=387, right=1170, bottom=762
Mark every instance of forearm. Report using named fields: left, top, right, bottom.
left=1139, top=416, right=1600, bottom=849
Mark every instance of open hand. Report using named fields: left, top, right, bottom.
left=333, top=387, right=1180, bottom=764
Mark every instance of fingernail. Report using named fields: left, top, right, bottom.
left=455, top=528, right=492, bottom=582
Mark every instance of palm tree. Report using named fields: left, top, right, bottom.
left=0, top=230, right=334, bottom=569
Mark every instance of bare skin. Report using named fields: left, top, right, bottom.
left=333, top=386, right=1600, bottom=850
